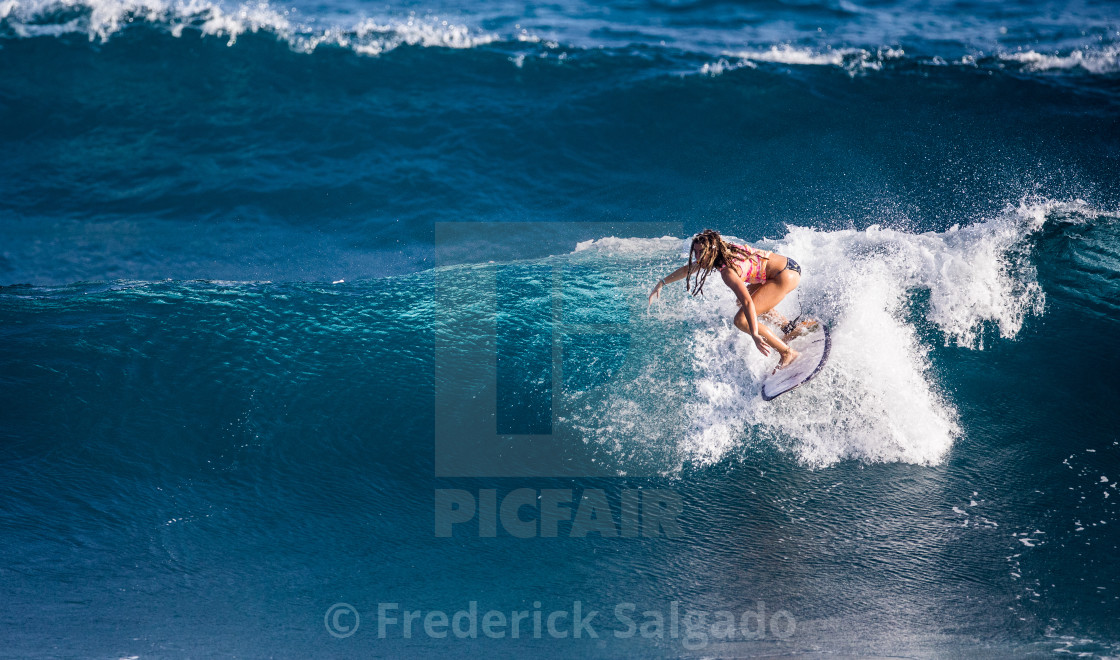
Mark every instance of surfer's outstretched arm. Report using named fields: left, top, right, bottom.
left=660, top=263, right=698, bottom=285
left=648, top=263, right=699, bottom=305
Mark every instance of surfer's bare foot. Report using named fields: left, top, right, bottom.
left=772, top=348, right=800, bottom=374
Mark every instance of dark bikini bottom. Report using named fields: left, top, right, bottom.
left=778, top=257, right=803, bottom=335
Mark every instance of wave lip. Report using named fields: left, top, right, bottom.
left=729, top=44, right=892, bottom=67
left=703, top=43, right=1120, bottom=76
left=0, top=0, right=498, bottom=53
left=702, top=44, right=907, bottom=75
left=1, top=0, right=288, bottom=42
left=999, top=45, right=1120, bottom=74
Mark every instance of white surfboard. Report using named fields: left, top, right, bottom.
left=761, top=321, right=831, bottom=401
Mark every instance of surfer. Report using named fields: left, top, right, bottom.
left=648, top=229, right=807, bottom=370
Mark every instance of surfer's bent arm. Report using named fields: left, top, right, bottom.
left=722, top=269, right=769, bottom=351
left=722, top=273, right=758, bottom=332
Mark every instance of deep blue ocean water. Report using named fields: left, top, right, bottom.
left=2, top=0, right=1120, bottom=656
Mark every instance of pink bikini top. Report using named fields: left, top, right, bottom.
left=717, top=243, right=772, bottom=284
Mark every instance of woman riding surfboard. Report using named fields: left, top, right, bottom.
left=648, top=229, right=807, bottom=371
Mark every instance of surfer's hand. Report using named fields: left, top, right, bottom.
left=751, top=333, right=771, bottom=356
left=647, top=280, right=663, bottom=307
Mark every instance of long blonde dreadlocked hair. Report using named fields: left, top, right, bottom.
left=686, top=229, right=749, bottom=296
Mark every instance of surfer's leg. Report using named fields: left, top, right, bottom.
left=741, top=271, right=802, bottom=368
left=747, top=284, right=790, bottom=326
left=734, top=307, right=797, bottom=368
left=749, top=270, right=800, bottom=315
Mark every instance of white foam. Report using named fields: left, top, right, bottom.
left=1001, top=45, right=1120, bottom=74
left=699, top=57, right=756, bottom=76
left=574, top=235, right=683, bottom=255
left=0, top=0, right=497, bottom=53
left=704, top=44, right=1120, bottom=76
left=723, top=45, right=881, bottom=73
left=2, top=0, right=283, bottom=42
left=342, top=17, right=497, bottom=56
left=569, top=197, right=1088, bottom=470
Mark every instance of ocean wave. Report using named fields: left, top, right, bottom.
left=4, top=0, right=1120, bottom=80
left=2, top=199, right=1111, bottom=475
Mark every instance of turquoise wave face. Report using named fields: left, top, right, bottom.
left=1, top=200, right=1115, bottom=471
